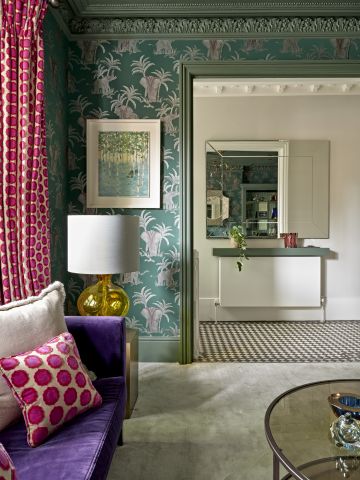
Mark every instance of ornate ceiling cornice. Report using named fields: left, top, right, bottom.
left=51, top=0, right=360, bottom=38
left=68, top=16, right=360, bottom=37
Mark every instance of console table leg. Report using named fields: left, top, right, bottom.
left=273, top=454, right=280, bottom=480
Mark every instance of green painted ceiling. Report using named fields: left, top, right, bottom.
left=65, top=0, right=360, bottom=18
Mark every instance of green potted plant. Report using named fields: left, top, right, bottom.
left=229, top=225, right=249, bottom=271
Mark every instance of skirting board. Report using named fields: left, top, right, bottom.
left=199, top=298, right=324, bottom=321
left=139, top=338, right=179, bottom=362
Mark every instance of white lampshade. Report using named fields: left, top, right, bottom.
left=67, top=215, right=139, bottom=274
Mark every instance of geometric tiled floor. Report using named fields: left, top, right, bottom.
left=198, top=321, right=360, bottom=362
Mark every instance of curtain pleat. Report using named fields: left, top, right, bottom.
left=0, top=0, right=51, bottom=303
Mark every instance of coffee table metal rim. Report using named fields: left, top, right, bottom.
left=281, top=456, right=360, bottom=480
left=264, top=378, right=360, bottom=480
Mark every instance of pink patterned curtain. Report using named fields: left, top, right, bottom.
left=0, top=0, right=51, bottom=303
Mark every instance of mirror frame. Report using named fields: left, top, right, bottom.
left=206, top=140, right=289, bottom=237
left=179, top=60, right=360, bottom=364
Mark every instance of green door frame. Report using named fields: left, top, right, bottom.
left=179, top=60, right=360, bottom=364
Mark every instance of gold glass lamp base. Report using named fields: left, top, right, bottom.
left=77, top=274, right=130, bottom=316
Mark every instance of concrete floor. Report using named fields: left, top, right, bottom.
left=108, top=362, right=360, bottom=480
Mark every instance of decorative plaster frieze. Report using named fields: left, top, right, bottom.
left=69, top=16, right=360, bottom=37
left=193, top=78, right=360, bottom=96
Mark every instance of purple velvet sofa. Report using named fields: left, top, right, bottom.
left=0, top=316, right=126, bottom=480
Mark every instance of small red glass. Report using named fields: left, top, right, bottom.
left=281, top=232, right=298, bottom=248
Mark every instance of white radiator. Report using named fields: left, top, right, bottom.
left=219, top=256, right=321, bottom=308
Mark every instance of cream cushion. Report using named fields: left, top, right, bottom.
left=0, top=281, right=67, bottom=431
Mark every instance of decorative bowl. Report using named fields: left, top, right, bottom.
left=329, top=393, right=360, bottom=420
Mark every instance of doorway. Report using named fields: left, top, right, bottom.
left=179, top=60, right=360, bottom=364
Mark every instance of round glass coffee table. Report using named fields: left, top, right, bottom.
left=265, top=380, right=360, bottom=480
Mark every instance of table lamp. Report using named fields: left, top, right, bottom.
left=67, top=215, right=139, bottom=316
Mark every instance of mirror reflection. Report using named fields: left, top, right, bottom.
left=206, top=140, right=330, bottom=239
left=206, top=140, right=288, bottom=238
left=206, top=190, right=229, bottom=226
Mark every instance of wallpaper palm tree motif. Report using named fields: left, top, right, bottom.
left=44, top=19, right=360, bottom=336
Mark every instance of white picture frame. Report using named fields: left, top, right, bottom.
left=87, top=119, right=161, bottom=208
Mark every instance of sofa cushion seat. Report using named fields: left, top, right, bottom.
left=0, top=376, right=125, bottom=480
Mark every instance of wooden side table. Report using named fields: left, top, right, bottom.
left=125, top=327, right=139, bottom=418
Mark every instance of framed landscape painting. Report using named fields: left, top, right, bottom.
left=87, top=119, right=161, bottom=208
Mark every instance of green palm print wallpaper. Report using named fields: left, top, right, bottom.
left=67, top=36, right=360, bottom=337
left=43, top=11, right=360, bottom=337
left=44, top=12, right=69, bottom=289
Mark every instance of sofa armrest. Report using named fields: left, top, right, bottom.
left=65, top=316, right=126, bottom=379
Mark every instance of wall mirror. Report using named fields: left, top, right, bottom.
left=206, top=139, right=329, bottom=239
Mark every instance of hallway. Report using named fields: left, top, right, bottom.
left=197, top=320, right=360, bottom=362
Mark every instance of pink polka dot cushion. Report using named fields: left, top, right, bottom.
left=0, top=443, right=16, bottom=480
left=0, top=332, right=102, bottom=447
